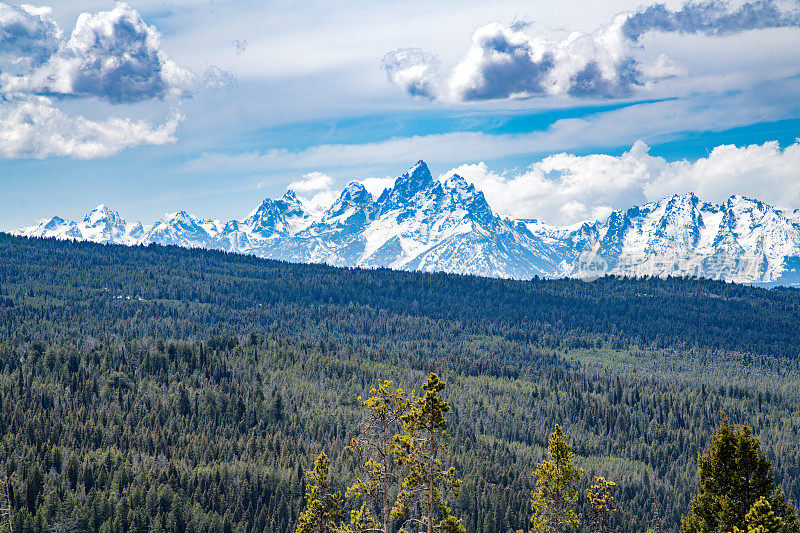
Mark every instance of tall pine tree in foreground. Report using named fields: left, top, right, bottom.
left=347, top=380, right=413, bottom=533
left=296, top=453, right=348, bottom=533
left=740, top=497, right=784, bottom=533
left=586, top=477, right=616, bottom=533
left=392, top=373, right=464, bottom=533
left=521, top=425, right=583, bottom=533
left=683, top=417, right=799, bottom=533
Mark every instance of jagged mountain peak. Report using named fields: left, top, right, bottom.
left=440, top=173, right=482, bottom=199
left=325, top=182, right=374, bottom=216
left=165, top=210, right=193, bottom=220
left=727, top=193, right=761, bottom=204
left=380, top=160, right=434, bottom=207
left=408, top=159, right=430, bottom=176
left=340, top=181, right=371, bottom=201
left=44, top=216, right=67, bottom=230
left=12, top=160, right=800, bottom=284
left=84, top=204, right=124, bottom=225
left=441, top=172, right=470, bottom=188
left=241, top=189, right=316, bottom=239
left=666, top=191, right=700, bottom=207
left=248, top=191, right=305, bottom=218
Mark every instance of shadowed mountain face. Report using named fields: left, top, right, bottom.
left=15, top=161, right=800, bottom=285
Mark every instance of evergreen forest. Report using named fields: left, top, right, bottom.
left=0, top=233, right=799, bottom=533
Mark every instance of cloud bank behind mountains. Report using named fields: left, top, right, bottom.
left=444, top=139, right=800, bottom=225
left=270, top=139, right=800, bottom=226
left=0, top=2, right=194, bottom=158
left=383, top=0, right=800, bottom=102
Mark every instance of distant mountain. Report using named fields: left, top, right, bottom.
left=537, top=192, right=800, bottom=284
left=14, top=161, right=800, bottom=285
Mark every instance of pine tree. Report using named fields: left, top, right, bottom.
left=586, top=477, right=616, bottom=533
left=0, top=469, right=12, bottom=533
left=296, top=453, right=348, bottom=533
left=347, top=380, right=413, bottom=533
left=683, top=417, right=800, bottom=533
left=739, top=497, right=783, bottom=533
left=392, top=373, right=465, bottom=533
left=522, top=425, right=583, bottom=533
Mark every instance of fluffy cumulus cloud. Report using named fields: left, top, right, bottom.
left=0, top=2, right=194, bottom=159
left=442, top=139, right=800, bottom=225
left=0, top=2, right=193, bottom=102
left=447, top=22, right=556, bottom=100
left=0, top=96, right=182, bottom=159
left=0, top=4, right=61, bottom=74
left=385, top=0, right=800, bottom=101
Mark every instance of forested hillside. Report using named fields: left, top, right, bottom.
left=0, top=233, right=799, bottom=533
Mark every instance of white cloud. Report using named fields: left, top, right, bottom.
left=442, top=141, right=657, bottom=223
left=442, top=139, right=800, bottom=225
left=184, top=81, right=800, bottom=174
left=0, top=3, right=61, bottom=74
left=0, top=96, right=182, bottom=159
left=381, top=48, right=440, bottom=98
left=285, top=171, right=338, bottom=214
left=384, top=0, right=800, bottom=101
left=0, top=2, right=194, bottom=103
left=289, top=171, right=334, bottom=192
left=0, top=2, right=193, bottom=159
left=202, top=65, right=237, bottom=90
left=644, top=140, right=800, bottom=207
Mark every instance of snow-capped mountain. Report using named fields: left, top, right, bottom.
left=145, top=211, right=223, bottom=248
left=541, top=193, right=800, bottom=284
left=12, top=161, right=800, bottom=285
left=21, top=204, right=144, bottom=245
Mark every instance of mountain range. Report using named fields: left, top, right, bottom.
left=13, top=160, right=800, bottom=285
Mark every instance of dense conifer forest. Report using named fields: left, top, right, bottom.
left=0, top=233, right=799, bottom=533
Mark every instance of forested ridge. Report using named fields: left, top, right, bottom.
left=0, top=233, right=799, bottom=533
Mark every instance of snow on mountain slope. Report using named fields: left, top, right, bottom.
left=528, top=193, right=800, bottom=283
left=12, top=161, right=800, bottom=284
left=18, top=204, right=143, bottom=245
left=360, top=164, right=558, bottom=277
left=289, top=181, right=378, bottom=266
left=144, top=211, right=223, bottom=248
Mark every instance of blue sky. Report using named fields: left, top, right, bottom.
left=1, top=0, right=799, bottom=229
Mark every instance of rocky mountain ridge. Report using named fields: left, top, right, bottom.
left=14, top=161, right=800, bottom=285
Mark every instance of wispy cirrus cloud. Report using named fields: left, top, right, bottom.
left=184, top=79, right=800, bottom=174
left=383, top=0, right=800, bottom=102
